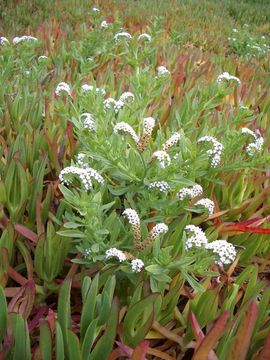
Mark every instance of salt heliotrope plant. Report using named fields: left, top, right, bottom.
left=1, top=1, right=270, bottom=359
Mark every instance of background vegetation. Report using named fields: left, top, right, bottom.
left=0, top=0, right=270, bottom=359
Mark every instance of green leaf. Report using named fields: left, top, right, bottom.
left=39, top=320, right=52, bottom=360
left=89, top=300, right=118, bottom=360
left=0, top=285, right=7, bottom=343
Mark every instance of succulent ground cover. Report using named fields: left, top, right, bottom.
left=1, top=0, right=270, bottom=359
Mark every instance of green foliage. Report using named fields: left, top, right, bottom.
left=0, top=0, right=270, bottom=359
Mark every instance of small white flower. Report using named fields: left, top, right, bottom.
left=104, top=97, right=117, bottom=110
left=114, top=32, right=132, bottom=42
left=150, top=223, right=168, bottom=238
left=131, top=258, right=144, bottom=273
left=138, top=33, right=152, bottom=42
left=148, top=181, right=171, bottom=192
left=81, top=84, right=106, bottom=96
left=83, top=248, right=91, bottom=257
left=162, top=133, right=181, bottom=152
left=198, top=136, right=223, bottom=167
left=59, top=166, right=104, bottom=191
left=232, top=28, right=238, bottom=33
left=157, top=66, right=171, bottom=78
left=100, top=20, right=109, bottom=28
left=92, top=7, right=100, bottom=12
left=0, top=37, right=9, bottom=46
left=38, top=55, right=48, bottom=62
left=143, top=117, right=155, bottom=136
left=80, top=113, right=96, bottom=131
left=119, top=91, right=135, bottom=104
left=206, top=240, right=236, bottom=266
left=152, top=151, right=171, bottom=168
left=241, top=127, right=264, bottom=156
left=105, top=248, right=126, bottom=262
left=55, top=82, right=71, bottom=97
left=123, top=208, right=140, bottom=225
left=194, top=198, right=214, bottom=215
left=216, top=72, right=241, bottom=86
left=177, top=184, right=203, bottom=200
left=185, top=225, right=208, bottom=250
left=87, top=57, right=94, bottom=63
left=114, top=122, right=139, bottom=144
left=13, top=35, right=38, bottom=45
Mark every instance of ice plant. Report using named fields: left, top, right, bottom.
left=105, top=248, right=126, bottom=262
left=152, top=151, right=171, bottom=168
left=123, top=208, right=142, bottom=249
left=59, top=166, right=104, bottom=191
left=206, top=240, right=236, bottom=266
left=198, top=135, right=223, bottom=167
left=114, top=122, right=139, bottom=144
left=194, top=198, right=215, bottom=215
left=216, top=71, right=241, bottom=86
left=185, top=224, right=208, bottom=250
left=138, top=117, right=155, bottom=151
left=148, top=181, right=171, bottom=192
left=177, top=184, right=203, bottom=200
left=55, top=82, right=71, bottom=96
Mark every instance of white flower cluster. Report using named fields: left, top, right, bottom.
left=105, top=248, right=126, bottom=262
left=157, top=66, right=171, bottom=78
left=241, top=127, right=264, bottom=156
left=83, top=248, right=91, bottom=257
left=177, top=184, right=203, bottom=200
left=195, top=198, right=215, bottom=215
left=122, top=208, right=140, bottom=225
left=0, top=37, right=9, bottom=46
left=55, top=82, right=71, bottom=97
left=104, top=92, right=134, bottom=113
left=114, top=32, right=132, bottom=42
left=162, top=133, right=181, bottom=152
left=100, top=20, right=111, bottom=29
left=138, top=33, right=152, bottom=42
left=148, top=181, right=171, bottom=192
left=152, top=150, right=171, bottom=168
left=143, top=117, right=155, bottom=137
left=80, top=113, right=96, bottom=131
left=131, top=258, right=144, bottom=273
left=59, top=166, right=104, bottom=191
left=38, top=55, right=48, bottom=62
left=105, top=249, right=144, bottom=273
left=198, top=136, right=223, bottom=167
left=185, top=225, right=208, bottom=250
left=81, top=84, right=106, bottom=96
left=13, top=35, right=38, bottom=45
left=150, top=223, right=168, bottom=238
left=216, top=72, right=241, bottom=86
left=119, top=91, right=135, bottom=104
left=114, top=122, right=139, bottom=144
left=77, top=153, right=88, bottom=168
left=206, top=240, right=236, bottom=266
